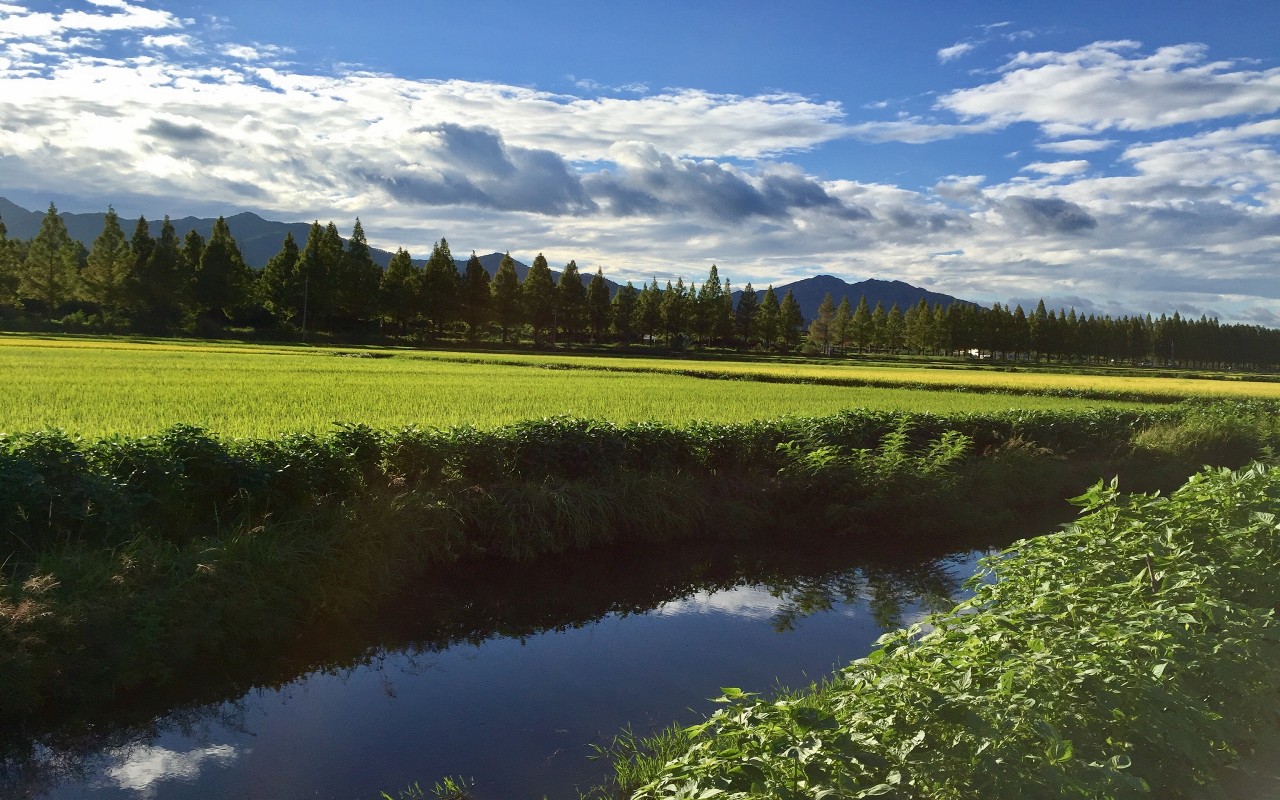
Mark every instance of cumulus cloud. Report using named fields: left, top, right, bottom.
left=998, top=196, right=1097, bottom=233
left=584, top=143, right=869, bottom=223
left=2, top=2, right=1279, bottom=323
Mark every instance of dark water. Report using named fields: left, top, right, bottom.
left=3, top=526, right=1022, bottom=800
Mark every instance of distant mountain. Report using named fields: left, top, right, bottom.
left=0, top=198, right=622, bottom=289
left=1, top=199, right=968, bottom=310
left=733, top=274, right=978, bottom=325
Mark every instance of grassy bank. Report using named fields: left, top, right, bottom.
left=2, top=403, right=1277, bottom=726
left=595, top=461, right=1280, bottom=799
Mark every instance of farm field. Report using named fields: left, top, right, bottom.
left=0, top=335, right=1171, bottom=438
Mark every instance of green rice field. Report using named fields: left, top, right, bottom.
left=1, top=334, right=1257, bottom=438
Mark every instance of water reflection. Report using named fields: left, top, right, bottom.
left=2, top=523, right=1013, bottom=800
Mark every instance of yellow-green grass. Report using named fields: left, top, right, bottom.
left=0, top=336, right=1151, bottom=438
left=400, top=349, right=1280, bottom=400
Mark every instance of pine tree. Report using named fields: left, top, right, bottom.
left=635, top=279, right=662, bottom=344
left=136, top=216, right=186, bottom=327
left=522, top=253, right=555, bottom=345
left=556, top=260, right=586, bottom=344
left=778, top=290, right=803, bottom=350
left=851, top=296, right=872, bottom=353
left=757, top=286, right=780, bottom=350
left=885, top=303, right=905, bottom=353
left=0, top=216, right=22, bottom=307
left=460, top=251, right=491, bottom=340
left=295, top=222, right=331, bottom=335
left=808, top=292, right=836, bottom=354
left=712, top=277, right=734, bottom=345
left=611, top=281, right=639, bottom=344
left=261, top=232, right=302, bottom=324
left=338, top=218, right=382, bottom=325
left=380, top=248, right=420, bottom=331
left=833, top=296, right=852, bottom=354
left=661, top=278, right=691, bottom=348
left=735, top=283, right=758, bottom=346
left=491, top=252, right=521, bottom=343
left=193, top=216, right=251, bottom=321
left=586, top=267, right=611, bottom=343
left=869, top=300, right=887, bottom=352
left=20, top=202, right=79, bottom=319
left=421, top=238, right=458, bottom=336
left=79, top=206, right=133, bottom=315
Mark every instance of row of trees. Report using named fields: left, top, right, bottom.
left=805, top=294, right=1278, bottom=370
left=1, top=203, right=1277, bottom=369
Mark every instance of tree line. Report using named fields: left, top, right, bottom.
left=1, top=203, right=1276, bottom=369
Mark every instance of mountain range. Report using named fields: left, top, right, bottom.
left=0, top=198, right=977, bottom=323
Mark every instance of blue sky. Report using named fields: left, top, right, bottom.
left=1, top=1, right=1278, bottom=323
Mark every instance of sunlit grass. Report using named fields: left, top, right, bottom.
left=0, top=335, right=1154, bottom=438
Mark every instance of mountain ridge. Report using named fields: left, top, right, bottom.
left=0, top=198, right=977, bottom=322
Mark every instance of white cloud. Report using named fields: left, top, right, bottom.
left=940, top=41, right=1280, bottom=134
left=1022, top=159, right=1090, bottom=176
left=1036, top=138, right=1116, bottom=154
left=937, top=41, right=975, bottom=63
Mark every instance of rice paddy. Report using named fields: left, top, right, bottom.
left=0, top=335, right=1184, bottom=438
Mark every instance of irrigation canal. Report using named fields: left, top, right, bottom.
left=4, top=522, right=1030, bottom=799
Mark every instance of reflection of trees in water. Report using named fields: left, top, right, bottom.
left=1, top=524, right=1008, bottom=798
left=766, top=557, right=971, bottom=633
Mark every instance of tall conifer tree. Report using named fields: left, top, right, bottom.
left=586, top=267, right=611, bottom=343
left=490, top=252, right=521, bottom=342
left=20, top=202, right=79, bottom=319
left=79, top=206, right=133, bottom=315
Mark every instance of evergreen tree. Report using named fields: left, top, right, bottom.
left=735, top=283, right=758, bottom=346
left=808, top=292, right=836, bottom=354
left=851, top=296, right=872, bottom=353
left=757, top=286, right=780, bottom=350
left=556, top=259, right=587, bottom=343
left=586, top=267, right=611, bottom=343
left=261, top=231, right=302, bottom=324
left=129, top=216, right=154, bottom=286
left=932, top=303, right=951, bottom=355
left=869, top=301, right=888, bottom=352
left=193, top=216, right=251, bottom=321
left=20, top=202, right=79, bottom=318
left=338, top=218, right=382, bottom=325
left=421, top=238, right=458, bottom=336
left=611, top=280, right=639, bottom=344
left=491, top=252, right=521, bottom=342
left=460, top=251, right=492, bottom=340
left=833, top=296, right=852, bottom=354
left=660, top=278, right=689, bottom=347
left=635, top=279, right=662, bottom=344
left=885, top=303, right=905, bottom=353
left=904, top=298, right=933, bottom=353
left=522, top=253, right=555, bottom=345
left=178, top=228, right=204, bottom=310
left=79, top=206, right=133, bottom=315
left=295, top=222, right=331, bottom=335
left=136, top=216, right=186, bottom=327
left=0, top=216, right=19, bottom=306
left=380, top=247, right=420, bottom=331
left=717, top=281, right=735, bottom=346
left=778, top=289, right=803, bottom=350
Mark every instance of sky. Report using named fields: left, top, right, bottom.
left=1, top=1, right=1278, bottom=323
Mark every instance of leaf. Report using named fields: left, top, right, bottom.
left=1152, top=662, right=1169, bottom=678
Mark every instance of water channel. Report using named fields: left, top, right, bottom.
left=2, top=522, right=1033, bottom=800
